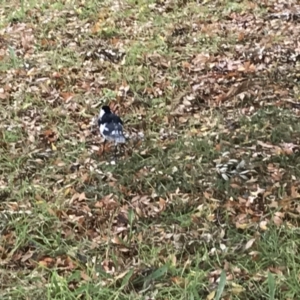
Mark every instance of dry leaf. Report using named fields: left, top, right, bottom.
left=245, top=238, right=256, bottom=250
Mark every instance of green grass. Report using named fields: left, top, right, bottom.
left=1, top=0, right=300, bottom=299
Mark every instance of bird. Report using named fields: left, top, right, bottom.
left=98, top=105, right=125, bottom=155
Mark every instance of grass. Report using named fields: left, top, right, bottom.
left=1, top=0, right=300, bottom=299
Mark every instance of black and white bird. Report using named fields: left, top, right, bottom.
left=98, top=105, right=126, bottom=147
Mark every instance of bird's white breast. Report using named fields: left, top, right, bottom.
left=99, top=123, right=108, bottom=136
left=99, top=108, right=105, bottom=120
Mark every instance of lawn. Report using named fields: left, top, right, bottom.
left=0, top=0, right=300, bottom=299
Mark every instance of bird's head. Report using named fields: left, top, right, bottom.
left=99, top=105, right=111, bottom=118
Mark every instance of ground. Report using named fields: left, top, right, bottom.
left=0, top=0, right=300, bottom=299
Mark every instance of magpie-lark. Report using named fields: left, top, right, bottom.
left=98, top=106, right=125, bottom=152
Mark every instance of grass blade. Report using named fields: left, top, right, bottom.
left=120, top=269, right=134, bottom=289
left=268, top=271, right=276, bottom=300
left=214, top=270, right=226, bottom=300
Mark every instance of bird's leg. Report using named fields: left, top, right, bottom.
left=113, top=142, right=117, bottom=160
left=101, top=139, right=109, bottom=160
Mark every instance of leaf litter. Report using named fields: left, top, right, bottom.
left=0, top=0, right=300, bottom=298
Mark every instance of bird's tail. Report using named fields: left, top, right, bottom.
left=112, top=124, right=126, bottom=144
left=115, top=135, right=126, bottom=144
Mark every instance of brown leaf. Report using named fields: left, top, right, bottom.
left=81, top=271, right=91, bottom=281
left=60, top=92, right=75, bottom=102
left=42, top=129, right=57, bottom=143
left=39, top=257, right=55, bottom=268
left=21, top=250, right=34, bottom=262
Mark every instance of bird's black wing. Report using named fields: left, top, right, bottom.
left=99, top=113, right=123, bottom=125
left=112, top=114, right=123, bottom=125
